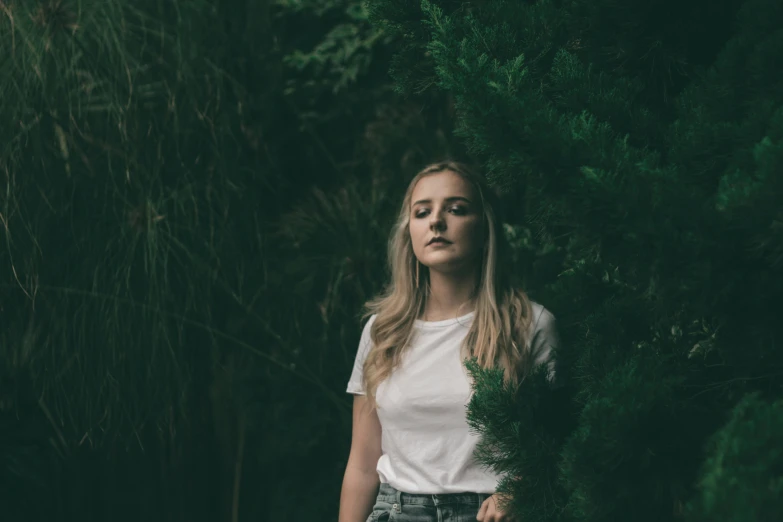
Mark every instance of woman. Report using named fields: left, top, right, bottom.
left=339, top=161, right=563, bottom=522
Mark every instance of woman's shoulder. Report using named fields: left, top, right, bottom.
left=529, top=300, right=543, bottom=319
left=362, top=313, right=378, bottom=329
left=523, top=297, right=545, bottom=322
left=524, top=299, right=557, bottom=335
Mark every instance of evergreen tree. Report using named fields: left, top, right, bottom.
left=367, top=1, right=783, bottom=521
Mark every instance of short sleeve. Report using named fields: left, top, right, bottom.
left=530, top=307, right=566, bottom=390
left=346, top=314, right=377, bottom=395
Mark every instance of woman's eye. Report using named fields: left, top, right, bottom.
left=415, top=207, right=464, bottom=218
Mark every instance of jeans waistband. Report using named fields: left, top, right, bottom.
left=377, top=482, right=491, bottom=508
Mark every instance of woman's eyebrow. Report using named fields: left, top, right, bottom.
left=412, top=196, right=471, bottom=206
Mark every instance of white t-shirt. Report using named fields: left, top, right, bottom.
left=346, top=301, right=563, bottom=494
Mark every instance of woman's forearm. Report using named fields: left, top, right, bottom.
left=338, top=465, right=380, bottom=522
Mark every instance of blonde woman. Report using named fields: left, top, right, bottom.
left=339, top=161, right=564, bottom=522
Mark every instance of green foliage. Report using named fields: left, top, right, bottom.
left=686, top=392, right=783, bottom=522
left=368, top=0, right=783, bottom=521
left=464, top=355, right=572, bottom=521
left=560, top=353, right=689, bottom=521
left=278, top=0, right=391, bottom=95
left=1, top=0, right=241, bottom=448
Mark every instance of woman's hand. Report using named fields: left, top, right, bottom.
left=476, top=493, right=513, bottom=522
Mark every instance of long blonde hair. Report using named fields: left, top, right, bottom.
left=360, top=160, right=535, bottom=410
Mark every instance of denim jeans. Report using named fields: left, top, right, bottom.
left=367, top=483, right=492, bottom=522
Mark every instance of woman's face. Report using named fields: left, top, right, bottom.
left=409, top=170, right=485, bottom=275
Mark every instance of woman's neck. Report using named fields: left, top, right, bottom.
left=421, top=296, right=476, bottom=322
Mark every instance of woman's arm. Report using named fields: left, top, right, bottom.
left=338, top=395, right=383, bottom=522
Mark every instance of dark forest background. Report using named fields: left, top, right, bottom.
left=1, top=1, right=781, bottom=521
